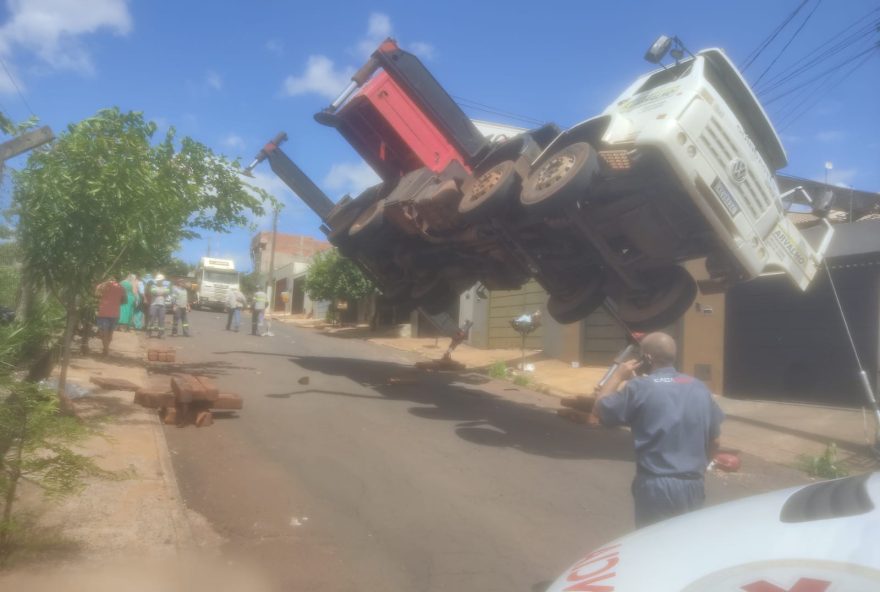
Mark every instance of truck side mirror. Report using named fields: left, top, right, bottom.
left=645, top=36, right=673, bottom=64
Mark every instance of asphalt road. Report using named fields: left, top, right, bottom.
left=161, top=310, right=805, bottom=592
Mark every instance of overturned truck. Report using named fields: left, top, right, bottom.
left=248, top=36, right=832, bottom=332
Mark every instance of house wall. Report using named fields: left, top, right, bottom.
left=460, top=284, right=490, bottom=348
left=487, top=280, right=545, bottom=349
left=679, top=259, right=726, bottom=394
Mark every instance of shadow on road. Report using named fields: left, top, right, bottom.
left=149, top=359, right=255, bottom=377
left=282, top=354, right=635, bottom=462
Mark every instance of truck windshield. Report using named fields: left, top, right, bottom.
left=203, top=270, right=239, bottom=284
left=636, top=60, right=694, bottom=94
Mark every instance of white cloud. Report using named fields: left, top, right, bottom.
left=323, top=161, right=380, bottom=197
left=281, top=55, right=353, bottom=100
left=408, top=41, right=436, bottom=60
left=816, top=130, right=845, bottom=143
left=0, top=0, right=132, bottom=76
left=264, top=39, right=283, bottom=56
left=281, top=13, right=435, bottom=100
left=221, top=133, right=244, bottom=150
left=356, top=12, right=392, bottom=57
left=205, top=70, right=223, bottom=91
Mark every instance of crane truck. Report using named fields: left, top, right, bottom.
left=246, top=35, right=832, bottom=333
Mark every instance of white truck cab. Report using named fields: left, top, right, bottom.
left=518, top=38, right=834, bottom=327
left=194, top=257, right=240, bottom=310
left=602, top=46, right=830, bottom=289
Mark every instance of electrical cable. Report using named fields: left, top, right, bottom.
left=777, top=49, right=876, bottom=130
left=824, top=262, right=880, bottom=450
left=0, top=53, right=36, bottom=119
left=757, top=10, right=879, bottom=92
left=753, top=0, right=824, bottom=86
left=764, top=43, right=878, bottom=105
left=451, top=94, right=546, bottom=127
left=743, top=0, right=811, bottom=72
left=757, top=18, right=879, bottom=96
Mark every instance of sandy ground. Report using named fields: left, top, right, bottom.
left=0, top=331, right=242, bottom=590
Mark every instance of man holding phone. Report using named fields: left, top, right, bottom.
left=590, top=332, right=724, bottom=528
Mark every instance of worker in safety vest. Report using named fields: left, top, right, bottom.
left=171, top=280, right=191, bottom=337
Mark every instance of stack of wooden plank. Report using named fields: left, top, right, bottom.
left=557, top=396, right=596, bottom=425
left=133, top=373, right=243, bottom=427
left=147, top=347, right=176, bottom=363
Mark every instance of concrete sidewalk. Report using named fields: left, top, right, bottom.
left=0, top=331, right=225, bottom=588
left=32, top=331, right=195, bottom=558
left=294, top=325, right=878, bottom=471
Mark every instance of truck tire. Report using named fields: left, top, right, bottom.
left=458, top=160, right=519, bottom=221
left=607, top=266, right=697, bottom=331
left=520, top=142, right=598, bottom=210
left=547, top=278, right=606, bottom=324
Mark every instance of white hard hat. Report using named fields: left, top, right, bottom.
left=155, top=274, right=165, bottom=282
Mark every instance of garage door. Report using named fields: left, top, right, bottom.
left=487, top=280, right=545, bottom=349
left=581, top=307, right=628, bottom=366
left=725, top=267, right=878, bottom=406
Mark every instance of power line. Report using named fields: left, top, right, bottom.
left=451, top=94, right=546, bottom=127
left=743, top=0, right=811, bottom=71
left=0, top=53, right=36, bottom=119
left=778, top=49, right=877, bottom=131
left=757, top=8, right=880, bottom=92
left=764, top=43, right=878, bottom=105
left=753, top=0, right=824, bottom=86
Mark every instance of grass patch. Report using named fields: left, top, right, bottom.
left=512, top=374, right=530, bottom=387
left=487, top=361, right=508, bottom=379
left=798, top=442, right=849, bottom=479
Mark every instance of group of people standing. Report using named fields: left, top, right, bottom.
left=94, top=273, right=193, bottom=356
left=225, top=287, right=269, bottom=336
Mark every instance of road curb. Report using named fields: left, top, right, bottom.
left=136, top=333, right=195, bottom=549
left=150, top=408, right=195, bottom=548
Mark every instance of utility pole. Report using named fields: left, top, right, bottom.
left=267, top=205, right=280, bottom=311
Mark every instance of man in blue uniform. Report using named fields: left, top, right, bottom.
left=590, top=332, right=724, bottom=528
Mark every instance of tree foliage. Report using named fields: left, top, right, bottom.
left=159, top=256, right=195, bottom=278
left=10, top=107, right=274, bottom=404
left=304, top=249, right=374, bottom=303
left=0, top=382, right=108, bottom=560
left=12, top=108, right=268, bottom=302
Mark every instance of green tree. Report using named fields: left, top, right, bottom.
left=304, top=249, right=374, bottom=322
left=11, top=108, right=272, bottom=410
left=0, top=382, right=107, bottom=562
left=160, top=256, right=195, bottom=278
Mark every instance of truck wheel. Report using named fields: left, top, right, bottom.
left=547, top=277, right=606, bottom=324
left=458, top=160, right=519, bottom=221
left=520, top=142, right=598, bottom=209
left=608, top=266, right=697, bottom=331
left=348, top=200, right=384, bottom=239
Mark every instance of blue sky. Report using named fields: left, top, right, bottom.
left=0, top=0, right=877, bottom=273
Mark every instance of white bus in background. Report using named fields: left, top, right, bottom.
left=194, top=257, right=240, bottom=310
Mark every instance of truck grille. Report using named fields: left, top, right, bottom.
left=699, top=118, right=775, bottom=220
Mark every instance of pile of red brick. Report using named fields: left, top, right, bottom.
left=134, top=373, right=243, bottom=427
left=147, top=347, right=176, bottom=363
